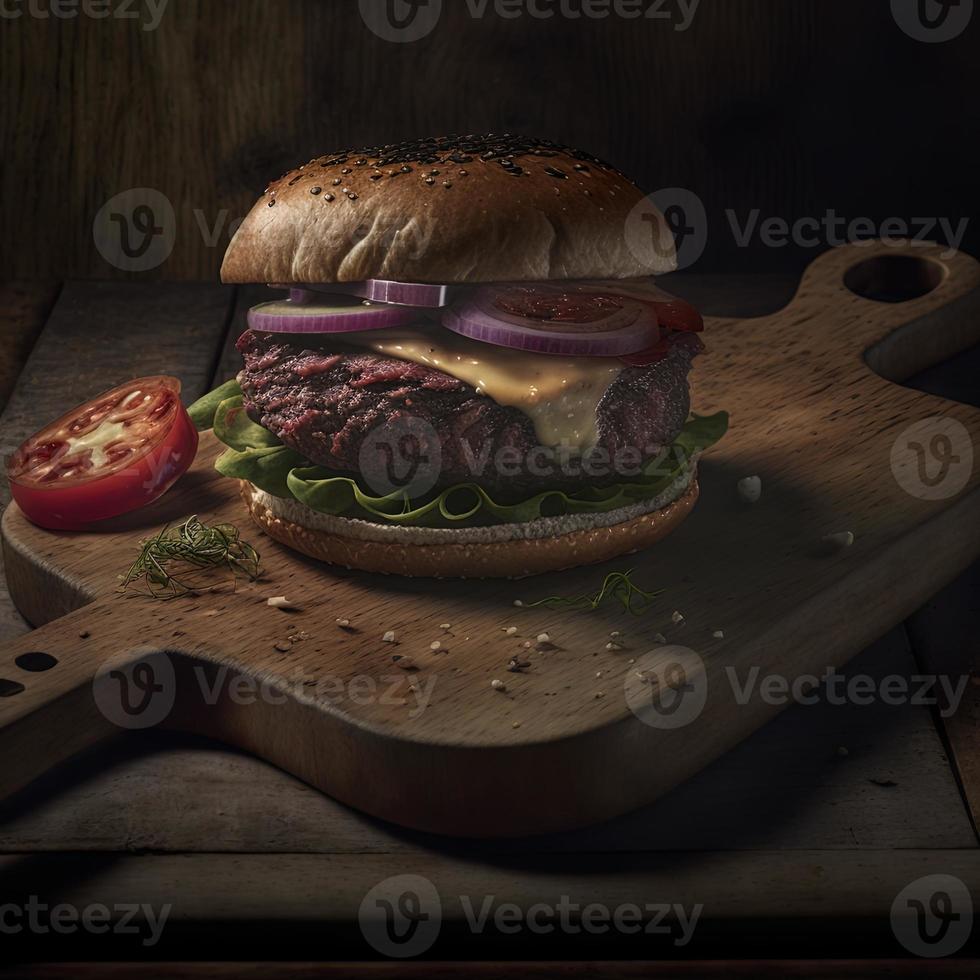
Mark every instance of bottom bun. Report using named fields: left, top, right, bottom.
left=240, top=466, right=699, bottom=579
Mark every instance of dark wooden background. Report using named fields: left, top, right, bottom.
left=1, top=0, right=977, bottom=280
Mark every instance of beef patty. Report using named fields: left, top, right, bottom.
left=236, top=328, right=702, bottom=495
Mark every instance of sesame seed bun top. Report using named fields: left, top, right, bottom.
left=220, top=134, right=677, bottom=285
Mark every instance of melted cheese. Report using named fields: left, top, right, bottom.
left=341, top=325, right=622, bottom=450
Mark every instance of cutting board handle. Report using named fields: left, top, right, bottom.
left=771, top=239, right=980, bottom=381
left=0, top=603, right=153, bottom=800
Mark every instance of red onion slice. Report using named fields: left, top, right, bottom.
left=271, top=279, right=452, bottom=308
left=441, top=284, right=659, bottom=357
left=247, top=295, right=421, bottom=334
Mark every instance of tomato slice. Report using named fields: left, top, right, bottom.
left=617, top=295, right=705, bottom=366
left=648, top=296, right=704, bottom=334
left=6, top=376, right=199, bottom=530
left=493, top=286, right=626, bottom=324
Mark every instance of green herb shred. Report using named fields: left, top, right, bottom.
left=523, top=569, right=662, bottom=615
left=119, top=515, right=261, bottom=599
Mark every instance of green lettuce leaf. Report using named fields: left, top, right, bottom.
left=187, top=378, right=242, bottom=431
left=192, top=380, right=728, bottom=527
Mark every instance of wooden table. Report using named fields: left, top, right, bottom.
left=0, top=277, right=977, bottom=975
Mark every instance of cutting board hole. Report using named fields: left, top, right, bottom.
left=843, top=255, right=943, bottom=303
left=0, top=679, right=26, bottom=697
left=15, top=652, right=58, bottom=672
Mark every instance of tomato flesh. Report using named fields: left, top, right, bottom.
left=494, top=286, right=625, bottom=323
left=618, top=298, right=705, bottom=366
left=6, top=376, right=199, bottom=530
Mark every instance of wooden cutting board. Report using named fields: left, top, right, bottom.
left=2, top=241, right=979, bottom=837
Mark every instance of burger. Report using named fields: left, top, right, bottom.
left=193, top=135, right=727, bottom=578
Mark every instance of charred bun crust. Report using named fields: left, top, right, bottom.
left=240, top=473, right=698, bottom=580
left=221, top=135, right=676, bottom=285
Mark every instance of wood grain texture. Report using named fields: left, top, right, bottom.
left=0, top=850, right=976, bottom=959
left=2, top=1, right=977, bottom=279
left=0, top=282, right=59, bottom=413
left=1, top=241, right=979, bottom=837
left=906, top=560, right=980, bottom=837
left=0, top=627, right=972, bottom=853
left=0, top=281, right=233, bottom=644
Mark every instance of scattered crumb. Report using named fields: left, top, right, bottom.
left=439, top=623, right=452, bottom=631
left=869, top=777, right=897, bottom=788
left=522, top=640, right=532, bottom=648
left=652, top=632, right=666, bottom=644
left=712, top=629, right=725, bottom=639
left=595, top=671, right=603, bottom=678
left=513, top=599, right=524, bottom=607
left=288, top=630, right=311, bottom=643
left=392, top=655, right=416, bottom=670
left=203, top=609, right=219, bottom=617
left=594, top=691, right=605, bottom=699
left=671, top=611, right=685, bottom=625
left=512, top=721, right=521, bottom=728
left=273, top=640, right=292, bottom=653
left=837, top=746, right=850, bottom=758
left=429, top=641, right=443, bottom=652
left=78, top=630, right=90, bottom=639
left=267, top=596, right=300, bottom=611
left=491, top=679, right=506, bottom=692
left=609, top=630, right=622, bottom=638
left=737, top=475, right=762, bottom=504
left=382, top=630, right=397, bottom=643
left=503, top=626, right=518, bottom=636
left=627, top=658, right=635, bottom=665
left=822, top=531, right=855, bottom=553
left=536, top=632, right=551, bottom=648
left=605, top=641, right=623, bottom=651
left=335, top=618, right=352, bottom=629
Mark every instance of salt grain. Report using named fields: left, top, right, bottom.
left=737, top=475, right=762, bottom=504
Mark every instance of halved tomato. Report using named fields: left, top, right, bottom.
left=6, top=376, right=198, bottom=530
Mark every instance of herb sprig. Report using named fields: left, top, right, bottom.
left=523, top=569, right=662, bottom=615
left=119, top=515, right=261, bottom=599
